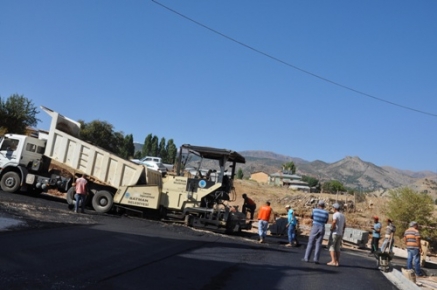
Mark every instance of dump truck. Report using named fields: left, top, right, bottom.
left=0, top=106, right=250, bottom=232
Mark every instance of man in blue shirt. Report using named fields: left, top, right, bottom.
left=369, top=216, right=382, bottom=256
left=285, top=205, right=297, bottom=247
left=302, top=200, right=329, bottom=264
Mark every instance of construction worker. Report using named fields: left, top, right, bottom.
left=369, top=216, right=381, bottom=256
left=74, top=174, right=88, bottom=213
left=285, top=205, right=297, bottom=247
left=257, top=201, right=272, bottom=243
left=302, top=200, right=329, bottom=264
left=404, top=221, right=425, bottom=277
left=242, top=193, right=256, bottom=220
left=380, top=219, right=396, bottom=253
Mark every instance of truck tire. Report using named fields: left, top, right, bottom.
left=184, top=214, right=194, bottom=227
left=0, top=171, right=21, bottom=193
left=92, top=190, right=113, bottom=213
left=66, top=187, right=76, bottom=206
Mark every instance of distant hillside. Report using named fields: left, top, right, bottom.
left=238, top=151, right=436, bottom=193
left=240, top=150, right=308, bottom=165
left=134, top=146, right=436, bottom=194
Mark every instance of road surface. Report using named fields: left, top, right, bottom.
left=0, top=190, right=399, bottom=289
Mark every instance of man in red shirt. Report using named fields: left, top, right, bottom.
left=74, top=174, right=88, bottom=213
left=257, top=201, right=272, bottom=243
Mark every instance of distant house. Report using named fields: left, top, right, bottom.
left=249, top=171, right=269, bottom=184
left=269, top=172, right=310, bottom=192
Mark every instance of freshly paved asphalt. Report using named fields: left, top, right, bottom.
left=0, top=191, right=401, bottom=289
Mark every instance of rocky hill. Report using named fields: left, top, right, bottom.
left=239, top=150, right=437, bottom=195
left=134, top=143, right=436, bottom=195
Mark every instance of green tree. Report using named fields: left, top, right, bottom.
left=302, top=175, right=319, bottom=187
left=151, top=135, right=159, bottom=156
left=0, top=94, right=39, bottom=134
left=133, top=151, right=142, bottom=159
left=385, top=187, right=436, bottom=241
left=158, top=137, right=167, bottom=160
left=140, top=135, right=177, bottom=163
left=322, top=180, right=345, bottom=194
left=142, top=134, right=153, bottom=157
left=166, top=139, right=177, bottom=164
left=282, top=161, right=296, bottom=174
left=119, top=134, right=135, bottom=159
left=114, top=131, right=126, bottom=156
left=79, top=120, right=120, bottom=154
left=236, top=168, right=244, bottom=179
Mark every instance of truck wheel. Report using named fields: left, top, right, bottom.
left=0, top=172, right=21, bottom=193
left=92, top=190, right=113, bottom=213
left=66, top=187, right=76, bottom=206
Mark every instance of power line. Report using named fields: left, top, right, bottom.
left=152, top=0, right=437, bottom=118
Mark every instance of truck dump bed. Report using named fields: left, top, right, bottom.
left=41, top=106, right=146, bottom=188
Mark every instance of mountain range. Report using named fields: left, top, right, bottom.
left=134, top=143, right=436, bottom=193
left=239, top=150, right=436, bottom=193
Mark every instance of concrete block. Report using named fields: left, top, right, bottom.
left=324, top=224, right=369, bottom=248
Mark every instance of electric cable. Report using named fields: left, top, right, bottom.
left=152, top=0, right=437, bottom=118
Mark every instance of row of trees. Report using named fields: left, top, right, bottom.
left=79, top=120, right=136, bottom=160
left=0, top=94, right=177, bottom=163
left=137, top=134, right=177, bottom=164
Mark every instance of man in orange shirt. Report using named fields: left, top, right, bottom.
left=257, top=201, right=272, bottom=243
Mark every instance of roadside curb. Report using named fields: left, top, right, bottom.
left=383, top=269, right=420, bottom=290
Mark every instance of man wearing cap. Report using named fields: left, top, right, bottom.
left=404, top=221, right=424, bottom=277
left=327, top=203, right=346, bottom=266
left=285, top=205, right=297, bottom=247
left=303, top=200, right=329, bottom=264
left=369, top=216, right=382, bottom=256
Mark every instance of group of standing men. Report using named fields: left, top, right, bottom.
left=369, top=216, right=397, bottom=256
left=303, top=200, right=346, bottom=266
left=244, top=193, right=347, bottom=266
left=246, top=193, right=425, bottom=277
left=370, top=216, right=425, bottom=277
left=298, top=200, right=425, bottom=277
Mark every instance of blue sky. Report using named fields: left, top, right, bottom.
left=1, top=1, right=436, bottom=172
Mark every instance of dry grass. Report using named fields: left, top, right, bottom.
left=231, top=179, right=380, bottom=224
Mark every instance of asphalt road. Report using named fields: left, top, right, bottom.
left=0, top=191, right=399, bottom=290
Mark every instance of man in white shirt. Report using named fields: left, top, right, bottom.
left=327, top=203, right=346, bottom=266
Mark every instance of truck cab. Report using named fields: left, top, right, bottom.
left=0, top=134, right=50, bottom=192
left=0, top=134, right=46, bottom=166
